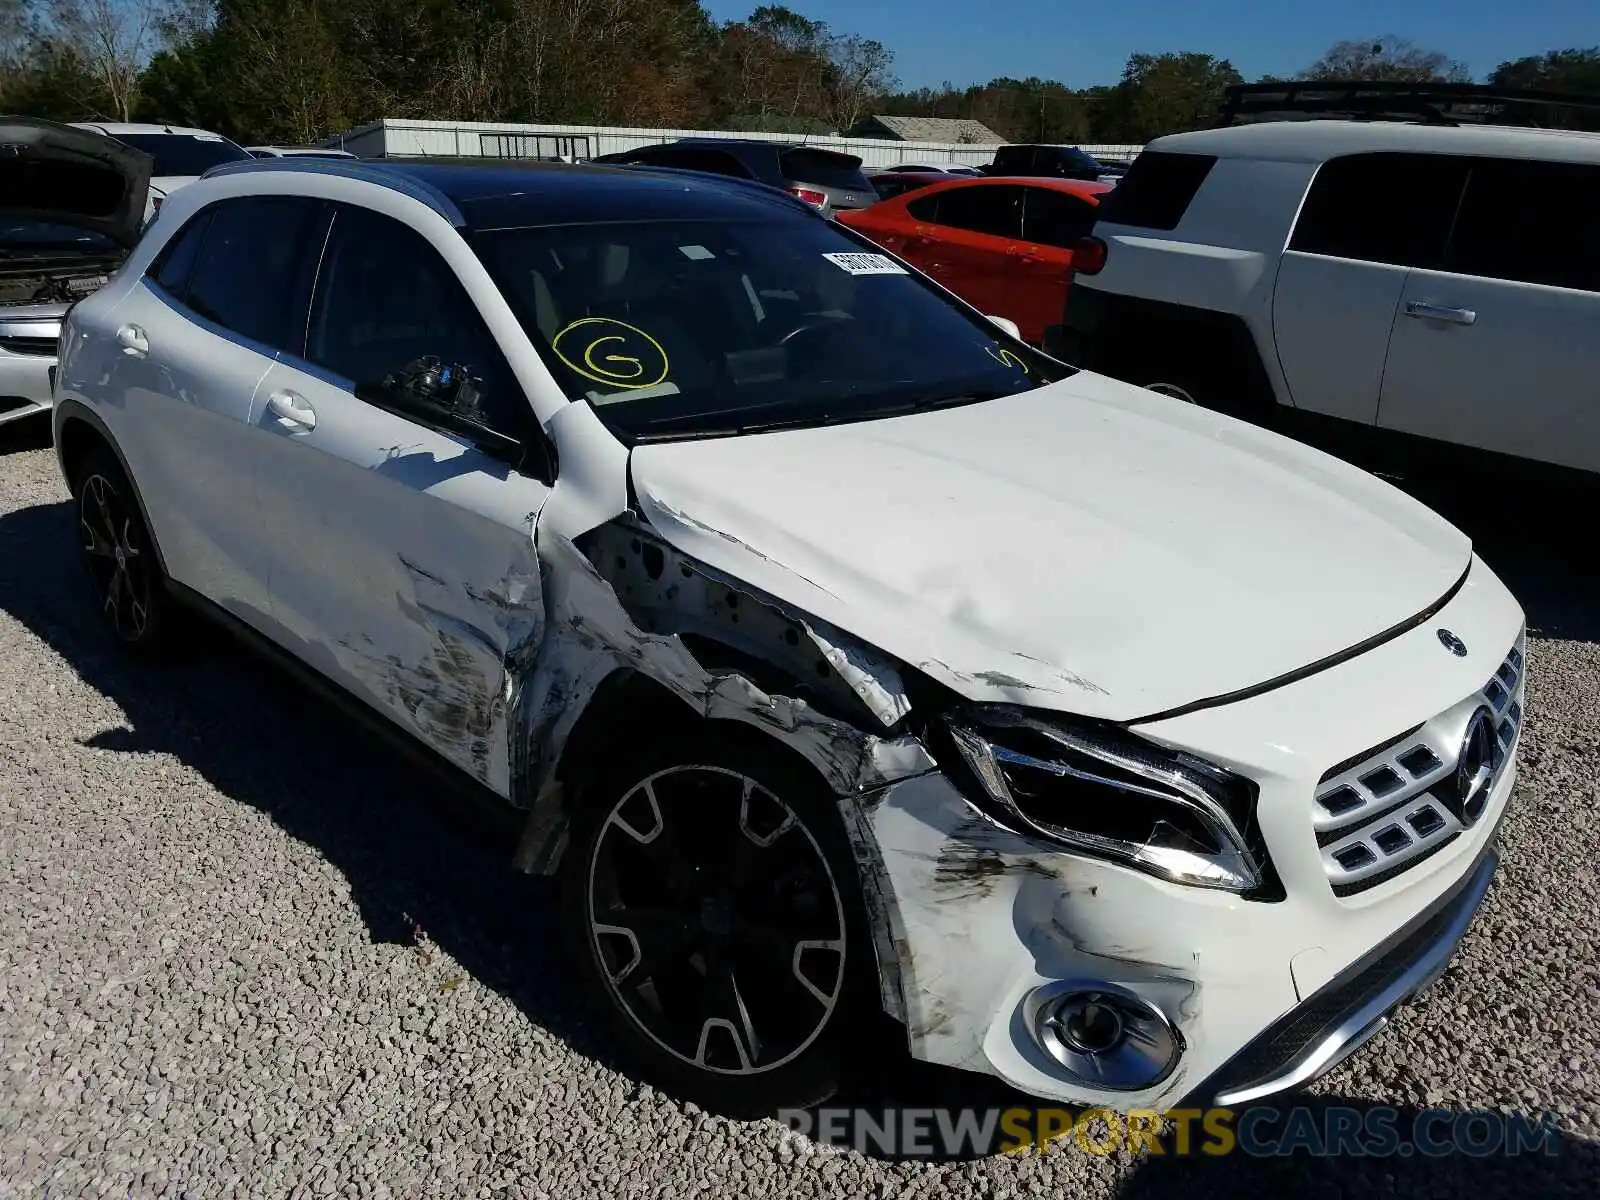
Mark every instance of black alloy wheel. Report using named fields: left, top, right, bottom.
left=564, top=734, right=867, bottom=1113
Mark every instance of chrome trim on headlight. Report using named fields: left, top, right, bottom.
left=943, top=710, right=1265, bottom=893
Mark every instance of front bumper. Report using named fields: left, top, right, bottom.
left=861, top=554, right=1523, bottom=1109
left=0, top=318, right=61, bottom=426
left=1190, top=832, right=1498, bottom=1106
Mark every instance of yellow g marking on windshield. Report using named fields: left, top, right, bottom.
left=583, top=336, right=643, bottom=380
left=984, top=345, right=1029, bottom=372
left=552, top=317, right=670, bottom=389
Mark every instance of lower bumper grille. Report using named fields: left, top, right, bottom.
left=1312, top=633, right=1524, bottom=896
left=0, top=335, right=56, bottom=356
left=1190, top=835, right=1499, bottom=1107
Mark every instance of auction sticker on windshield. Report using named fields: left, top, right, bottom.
left=823, top=252, right=907, bottom=276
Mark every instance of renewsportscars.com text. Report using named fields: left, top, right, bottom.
left=777, top=1105, right=1566, bottom=1159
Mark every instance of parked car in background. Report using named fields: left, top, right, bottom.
left=1050, top=85, right=1600, bottom=476
left=592, top=139, right=876, bottom=217
left=840, top=175, right=1110, bottom=343
left=867, top=171, right=943, bottom=201
left=883, top=163, right=983, bottom=175
left=0, top=117, right=149, bottom=430
left=52, top=153, right=1523, bottom=1119
left=987, top=144, right=1110, bottom=182
left=71, top=122, right=253, bottom=220
left=247, top=145, right=359, bottom=159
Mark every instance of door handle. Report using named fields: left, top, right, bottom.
left=1405, top=300, right=1477, bottom=326
left=116, top=324, right=148, bottom=357
left=266, top=389, right=317, bottom=431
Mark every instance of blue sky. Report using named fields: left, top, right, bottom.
left=703, top=0, right=1600, bottom=90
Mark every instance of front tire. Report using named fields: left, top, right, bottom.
left=71, top=449, right=170, bottom=651
left=560, top=729, right=871, bottom=1115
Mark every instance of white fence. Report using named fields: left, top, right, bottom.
left=323, top=118, right=1144, bottom=169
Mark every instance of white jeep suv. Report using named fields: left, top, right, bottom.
left=1052, top=101, right=1600, bottom=475
left=53, top=156, right=1525, bottom=1115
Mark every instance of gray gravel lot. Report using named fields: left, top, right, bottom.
left=1, top=420, right=1597, bottom=1198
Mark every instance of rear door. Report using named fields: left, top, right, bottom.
left=902, top=184, right=1026, bottom=318
left=99, top=194, right=326, bottom=627
left=250, top=202, right=556, bottom=794
left=1272, top=152, right=1469, bottom=424
left=1010, top=185, right=1098, bottom=342
left=1377, top=157, right=1600, bottom=472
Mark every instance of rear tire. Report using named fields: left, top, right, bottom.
left=71, top=448, right=171, bottom=653
left=560, top=727, right=873, bottom=1116
left=1131, top=352, right=1271, bottom=426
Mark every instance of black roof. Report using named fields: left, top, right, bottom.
left=377, top=158, right=815, bottom=227
left=205, top=156, right=820, bottom=228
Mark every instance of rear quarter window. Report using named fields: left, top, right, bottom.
left=1094, top=151, right=1217, bottom=230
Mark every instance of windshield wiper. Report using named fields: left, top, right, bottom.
left=631, top=389, right=1016, bottom=443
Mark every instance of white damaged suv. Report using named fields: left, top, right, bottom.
left=53, top=156, right=1525, bottom=1114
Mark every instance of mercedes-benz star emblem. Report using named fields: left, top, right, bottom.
left=1437, top=628, right=1468, bottom=657
left=1444, top=706, right=1500, bottom=827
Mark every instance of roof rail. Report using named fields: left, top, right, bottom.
left=1217, top=81, right=1600, bottom=131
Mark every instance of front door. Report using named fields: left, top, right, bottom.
left=251, top=201, right=556, bottom=795
left=1377, top=157, right=1600, bottom=473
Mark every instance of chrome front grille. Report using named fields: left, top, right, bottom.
left=1313, top=634, right=1524, bottom=896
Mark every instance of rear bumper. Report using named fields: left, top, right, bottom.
left=1186, top=831, right=1499, bottom=1107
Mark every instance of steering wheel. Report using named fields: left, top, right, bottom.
left=777, top=321, right=833, bottom=348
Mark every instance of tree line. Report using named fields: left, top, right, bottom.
left=2, top=2, right=1597, bottom=148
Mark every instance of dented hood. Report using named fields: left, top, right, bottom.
left=627, top=372, right=1472, bottom=722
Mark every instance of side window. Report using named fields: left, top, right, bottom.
left=147, top=211, right=211, bottom=297
left=1289, top=153, right=1469, bottom=269
left=1446, top=159, right=1600, bottom=293
left=184, top=197, right=325, bottom=349
left=926, top=185, right=1025, bottom=239
left=905, top=192, right=940, bottom=222
left=1022, top=188, right=1098, bottom=249
left=306, top=205, right=531, bottom=439
left=654, top=149, right=753, bottom=179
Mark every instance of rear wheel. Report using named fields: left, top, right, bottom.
left=561, top=730, right=870, bottom=1115
left=72, top=450, right=170, bottom=651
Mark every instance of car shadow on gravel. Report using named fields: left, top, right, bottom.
left=0, top=493, right=634, bottom=1084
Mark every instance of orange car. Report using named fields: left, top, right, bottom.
left=838, top=176, right=1112, bottom=344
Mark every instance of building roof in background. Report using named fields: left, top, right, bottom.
left=858, top=115, right=1004, bottom=143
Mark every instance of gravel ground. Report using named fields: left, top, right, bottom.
left=1, top=419, right=1597, bottom=1199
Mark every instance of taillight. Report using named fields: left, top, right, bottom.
left=788, top=186, right=827, bottom=208
left=1073, top=235, right=1107, bottom=275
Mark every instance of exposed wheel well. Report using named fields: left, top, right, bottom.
left=551, top=667, right=843, bottom=816
left=1067, top=289, right=1282, bottom=422
left=56, top=414, right=109, bottom=494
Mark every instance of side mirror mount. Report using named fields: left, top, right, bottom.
left=986, top=314, right=1023, bottom=342
left=357, top=356, right=525, bottom=465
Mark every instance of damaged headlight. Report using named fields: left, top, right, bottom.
left=943, top=709, right=1266, bottom=894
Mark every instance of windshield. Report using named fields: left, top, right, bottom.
left=0, top=219, right=120, bottom=255
left=472, top=216, right=1068, bottom=442
left=111, top=133, right=251, bottom=177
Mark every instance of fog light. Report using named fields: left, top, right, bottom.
left=1032, top=984, right=1182, bottom=1091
